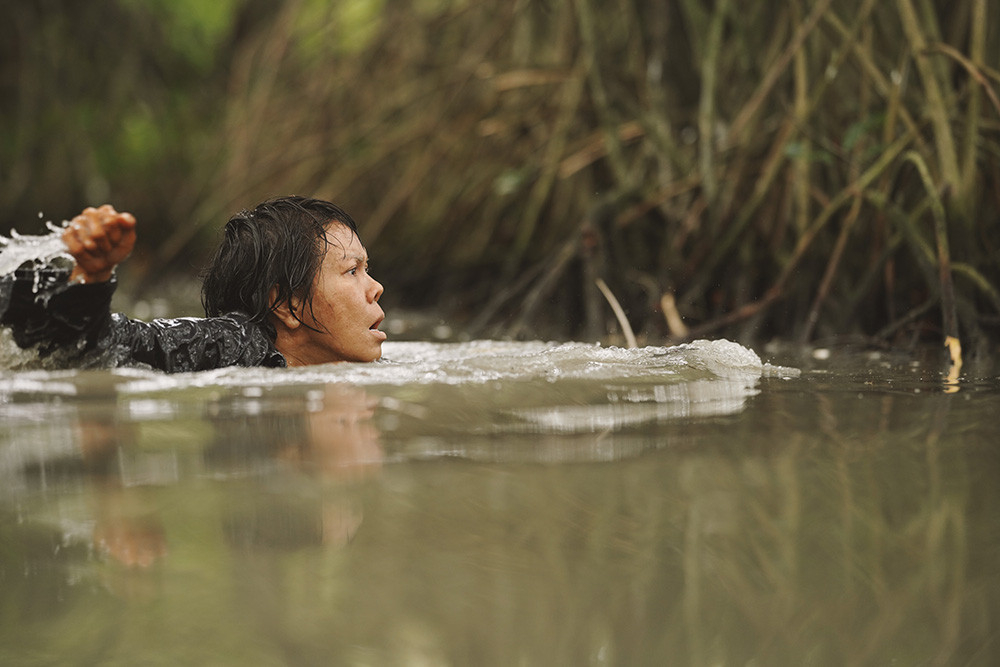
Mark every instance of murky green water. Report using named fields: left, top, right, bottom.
left=1, top=340, right=998, bottom=666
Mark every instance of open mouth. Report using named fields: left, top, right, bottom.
left=369, top=315, right=388, bottom=343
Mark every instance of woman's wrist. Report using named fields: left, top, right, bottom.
left=69, top=265, right=113, bottom=284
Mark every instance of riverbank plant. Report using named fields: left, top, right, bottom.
left=2, top=0, right=997, bottom=353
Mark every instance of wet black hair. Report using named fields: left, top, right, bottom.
left=201, top=195, right=360, bottom=341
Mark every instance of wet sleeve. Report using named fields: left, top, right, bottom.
left=0, top=265, right=114, bottom=356
left=104, top=312, right=286, bottom=373
left=1, top=265, right=284, bottom=372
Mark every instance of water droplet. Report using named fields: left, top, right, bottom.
left=0, top=228, right=70, bottom=275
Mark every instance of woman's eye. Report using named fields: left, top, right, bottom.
left=346, top=262, right=369, bottom=276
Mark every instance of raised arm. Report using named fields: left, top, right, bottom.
left=62, top=205, right=137, bottom=283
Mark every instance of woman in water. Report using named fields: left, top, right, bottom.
left=1, top=196, right=386, bottom=372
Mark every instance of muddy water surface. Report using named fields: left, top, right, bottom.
left=1, top=341, right=998, bottom=665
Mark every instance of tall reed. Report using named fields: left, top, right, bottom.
left=2, top=0, right=997, bottom=350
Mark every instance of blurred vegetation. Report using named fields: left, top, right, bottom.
left=1, top=0, right=998, bottom=350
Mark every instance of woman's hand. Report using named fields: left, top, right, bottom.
left=62, top=205, right=137, bottom=283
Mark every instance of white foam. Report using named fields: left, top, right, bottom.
left=103, top=339, right=783, bottom=394
left=0, top=229, right=70, bottom=275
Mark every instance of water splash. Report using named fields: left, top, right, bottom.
left=102, top=340, right=801, bottom=434
left=0, top=224, right=71, bottom=275
left=0, top=224, right=74, bottom=369
left=110, top=339, right=794, bottom=393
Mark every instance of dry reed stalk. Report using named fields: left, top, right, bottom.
left=678, top=118, right=796, bottom=309
left=17, top=0, right=995, bottom=345
left=505, top=233, right=581, bottom=339
left=800, top=195, right=863, bottom=343
left=929, top=43, right=1000, bottom=118
left=961, top=0, right=988, bottom=196
left=949, top=264, right=1000, bottom=313
left=685, top=131, right=915, bottom=339
left=558, top=122, right=645, bottom=179
left=595, top=278, right=637, bottom=348
left=791, top=0, right=811, bottom=235
left=696, top=0, right=728, bottom=202
left=680, top=0, right=880, bottom=311
left=510, top=63, right=586, bottom=259
left=141, top=6, right=299, bottom=274
left=878, top=38, right=907, bottom=327
left=466, top=258, right=550, bottom=337
left=843, top=229, right=903, bottom=329
left=572, top=0, right=631, bottom=188
left=724, top=0, right=835, bottom=148
left=876, top=298, right=937, bottom=340
left=799, top=17, right=881, bottom=343
left=659, top=292, right=688, bottom=339
left=904, top=151, right=959, bottom=346
left=823, top=12, right=929, bottom=153
left=896, top=0, right=962, bottom=202
left=613, top=174, right=700, bottom=229
left=361, top=148, right=441, bottom=245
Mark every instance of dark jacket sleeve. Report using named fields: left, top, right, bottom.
left=1, top=264, right=113, bottom=356
left=1, top=264, right=285, bottom=372
left=104, top=312, right=286, bottom=372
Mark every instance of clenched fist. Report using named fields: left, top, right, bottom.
left=62, top=205, right=137, bottom=283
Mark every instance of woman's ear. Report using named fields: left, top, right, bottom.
left=268, top=286, right=302, bottom=330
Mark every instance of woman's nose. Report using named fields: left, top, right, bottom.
left=369, top=276, right=384, bottom=302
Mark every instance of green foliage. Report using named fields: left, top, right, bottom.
left=117, top=0, right=242, bottom=72
left=294, top=0, right=388, bottom=59
left=119, top=107, right=165, bottom=170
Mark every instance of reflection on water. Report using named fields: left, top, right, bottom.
left=0, top=341, right=998, bottom=665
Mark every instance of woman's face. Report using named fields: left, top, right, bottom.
left=283, top=223, right=385, bottom=365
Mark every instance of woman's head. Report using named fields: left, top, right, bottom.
left=201, top=195, right=376, bottom=353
